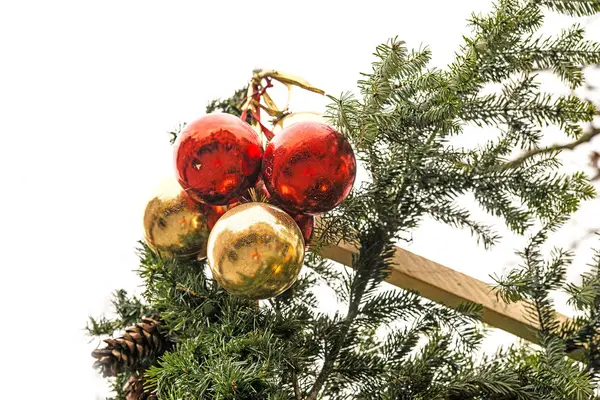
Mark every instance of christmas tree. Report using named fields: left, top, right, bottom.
left=89, top=1, right=600, bottom=398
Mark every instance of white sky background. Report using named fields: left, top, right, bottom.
left=2, top=1, right=600, bottom=398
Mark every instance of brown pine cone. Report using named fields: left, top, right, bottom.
left=123, top=374, right=158, bottom=400
left=91, top=315, right=169, bottom=377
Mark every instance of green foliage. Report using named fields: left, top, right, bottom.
left=168, top=85, right=249, bottom=145
left=535, top=0, right=600, bottom=16
left=205, top=86, right=249, bottom=119
left=145, top=330, right=291, bottom=399
left=106, top=373, right=129, bottom=400
left=89, top=0, right=600, bottom=398
left=86, top=289, right=154, bottom=336
left=562, top=245, right=600, bottom=377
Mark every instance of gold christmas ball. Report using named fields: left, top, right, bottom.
left=207, top=202, right=305, bottom=300
left=143, top=178, right=210, bottom=259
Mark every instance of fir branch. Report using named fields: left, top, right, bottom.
left=306, top=233, right=396, bottom=400
left=92, top=0, right=600, bottom=398
left=292, top=370, right=301, bottom=400
left=167, top=122, right=186, bottom=145
left=536, top=0, right=600, bottom=16
left=502, top=126, right=600, bottom=170
left=205, top=85, right=249, bottom=119
left=86, top=290, right=154, bottom=337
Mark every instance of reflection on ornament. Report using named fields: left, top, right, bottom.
left=143, top=178, right=210, bottom=259
left=263, top=121, right=356, bottom=215
left=207, top=202, right=305, bottom=300
left=174, top=113, right=263, bottom=205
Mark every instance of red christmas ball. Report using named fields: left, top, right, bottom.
left=262, top=121, right=356, bottom=215
left=174, top=114, right=263, bottom=205
left=291, top=213, right=314, bottom=244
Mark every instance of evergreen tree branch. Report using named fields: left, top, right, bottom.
left=502, top=126, right=600, bottom=170
left=535, top=0, right=600, bottom=16
left=306, top=241, right=391, bottom=400
left=292, top=369, right=301, bottom=400
left=91, top=1, right=600, bottom=398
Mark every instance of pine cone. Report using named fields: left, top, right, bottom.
left=91, top=315, right=169, bottom=377
left=124, top=374, right=158, bottom=400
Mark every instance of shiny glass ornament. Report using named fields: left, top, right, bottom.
left=174, top=113, right=264, bottom=206
left=207, top=202, right=305, bottom=300
left=143, top=179, right=210, bottom=259
left=262, top=121, right=356, bottom=215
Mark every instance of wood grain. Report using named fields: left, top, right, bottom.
left=319, top=242, right=571, bottom=346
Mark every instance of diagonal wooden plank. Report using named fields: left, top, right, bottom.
left=319, top=242, right=571, bottom=346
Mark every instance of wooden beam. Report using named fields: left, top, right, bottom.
left=320, top=242, right=571, bottom=346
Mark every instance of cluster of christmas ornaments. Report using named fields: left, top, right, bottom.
left=143, top=113, right=356, bottom=300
